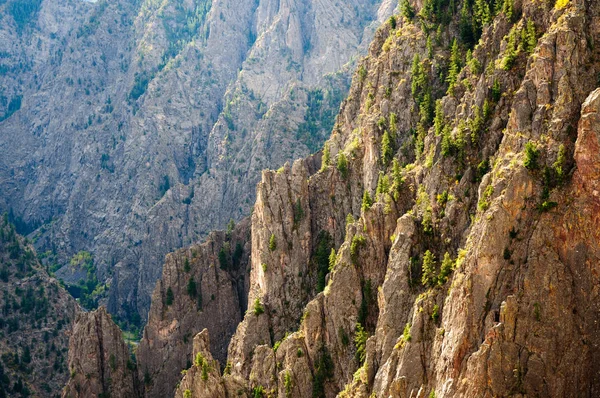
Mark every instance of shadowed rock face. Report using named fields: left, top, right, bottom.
left=137, top=218, right=251, bottom=398
left=0, top=0, right=394, bottom=322
left=62, top=307, right=141, bottom=398
left=169, top=0, right=600, bottom=397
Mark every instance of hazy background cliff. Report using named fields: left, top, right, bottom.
left=0, top=0, right=395, bottom=325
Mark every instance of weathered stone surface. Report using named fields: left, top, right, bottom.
left=137, top=219, right=251, bottom=398
left=176, top=1, right=600, bottom=398
left=62, top=307, right=140, bottom=398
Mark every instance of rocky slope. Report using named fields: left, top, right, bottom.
left=62, top=306, right=141, bottom=398
left=172, top=0, right=600, bottom=396
left=0, top=215, right=79, bottom=397
left=0, top=0, right=395, bottom=323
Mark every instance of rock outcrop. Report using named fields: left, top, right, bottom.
left=0, top=216, right=79, bottom=398
left=62, top=306, right=141, bottom=398
left=137, top=218, right=251, bottom=398
left=172, top=0, right=600, bottom=397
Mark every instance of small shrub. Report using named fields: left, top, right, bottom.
left=350, top=235, right=366, bottom=265
left=431, top=304, right=440, bottom=323
left=268, top=234, right=277, bottom=251
left=284, top=371, right=293, bottom=397
left=253, top=298, right=264, bottom=316
left=402, top=323, right=412, bottom=342
left=361, top=191, right=373, bottom=212
left=253, top=385, right=265, bottom=398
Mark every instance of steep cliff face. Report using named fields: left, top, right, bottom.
left=0, top=0, right=394, bottom=322
left=175, top=0, right=600, bottom=397
left=0, top=216, right=79, bottom=397
left=137, top=218, right=251, bottom=398
left=62, top=307, right=141, bottom=398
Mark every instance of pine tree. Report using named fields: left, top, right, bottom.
left=354, top=323, right=368, bottom=364
left=391, top=159, right=404, bottom=199
left=438, top=252, right=454, bottom=285
left=165, top=287, right=174, bottom=306
left=434, top=99, right=444, bottom=136
left=376, top=172, right=390, bottom=197
left=524, top=19, right=537, bottom=53
left=411, top=54, right=422, bottom=99
left=337, top=153, right=348, bottom=179
left=187, top=277, right=197, bottom=298
left=420, top=90, right=434, bottom=126
left=419, top=0, right=434, bottom=21
left=381, top=130, right=393, bottom=166
left=426, top=36, right=434, bottom=59
left=400, top=0, right=415, bottom=21
left=447, top=39, right=461, bottom=95
left=482, top=98, right=492, bottom=120
left=328, top=248, right=336, bottom=272
left=321, top=143, right=330, bottom=170
left=421, top=250, right=437, bottom=287
left=502, top=0, right=514, bottom=20
left=441, top=124, right=453, bottom=157
left=474, top=0, right=491, bottom=27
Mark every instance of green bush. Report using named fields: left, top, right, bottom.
left=268, top=234, right=277, bottom=252
left=253, top=298, right=264, bottom=316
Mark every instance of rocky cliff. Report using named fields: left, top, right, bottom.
left=137, top=218, right=251, bottom=398
left=0, top=215, right=79, bottom=397
left=0, top=0, right=394, bottom=323
left=62, top=306, right=141, bottom=398
left=172, top=0, right=600, bottom=396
